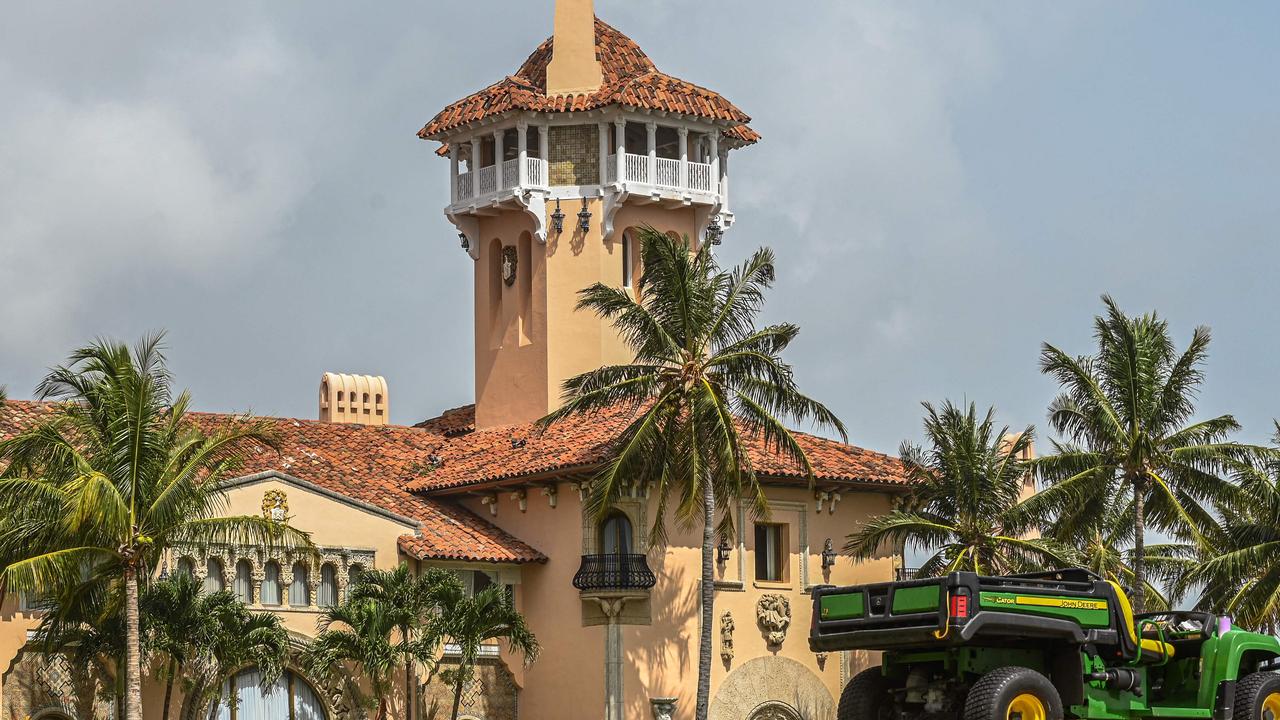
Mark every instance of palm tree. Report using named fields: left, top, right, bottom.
left=348, top=563, right=461, bottom=720
left=178, top=598, right=290, bottom=720
left=539, top=228, right=843, bottom=720
left=1032, top=296, right=1271, bottom=612
left=0, top=335, right=311, bottom=720
left=143, top=572, right=207, bottom=720
left=29, top=574, right=128, bottom=719
left=1056, top=495, right=1171, bottom=610
left=435, top=584, right=538, bottom=720
left=846, top=400, right=1072, bottom=575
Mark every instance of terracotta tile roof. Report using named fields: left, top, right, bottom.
left=407, top=404, right=909, bottom=494
left=0, top=400, right=546, bottom=565
left=419, top=18, right=759, bottom=145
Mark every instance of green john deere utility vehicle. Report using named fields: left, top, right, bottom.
left=810, top=569, right=1280, bottom=720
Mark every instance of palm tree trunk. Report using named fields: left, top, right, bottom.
left=123, top=563, right=144, bottom=720
left=405, top=657, right=415, bottom=720
left=695, top=477, right=716, bottom=720
left=1132, top=474, right=1147, bottom=614
left=162, top=658, right=177, bottom=720
left=450, top=668, right=466, bottom=720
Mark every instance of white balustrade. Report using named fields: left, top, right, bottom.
left=456, top=171, right=474, bottom=199
left=655, top=158, right=681, bottom=188
left=477, top=165, right=497, bottom=196
left=623, top=153, right=649, bottom=184
left=688, top=162, right=712, bottom=193
left=526, top=157, right=547, bottom=188
left=501, top=158, right=520, bottom=189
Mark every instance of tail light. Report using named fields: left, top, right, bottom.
left=949, top=593, right=970, bottom=619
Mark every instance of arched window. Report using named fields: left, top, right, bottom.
left=346, top=564, right=364, bottom=601
left=204, top=558, right=225, bottom=594
left=261, top=562, right=282, bottom=606
left=234, top=560, right=253, bottom=604
left=289, top=562, right=310, bottom=607
left=209, top=667, right=329, bottom=720
left=176, top=557, right=195, bottom=578
left=318, top=564, right=338, bottom=607
left=599, top=511, right=633, bottom=555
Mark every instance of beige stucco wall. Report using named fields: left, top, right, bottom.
left=460, top=481, right=899, bottom=720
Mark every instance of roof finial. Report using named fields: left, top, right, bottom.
left=546, top=0, right=603, bottom=96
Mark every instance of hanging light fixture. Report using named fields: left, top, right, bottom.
left=550, top=199, right=565, bottom=234
left=458, top=232, right=470, bottom=252
left=577, top=198, right=592, bottom=233
left=821, top=538, right=837, bottom=570
left=706, top=216, right=723, bottom=246
left=717, top=536, right=732, bottom=565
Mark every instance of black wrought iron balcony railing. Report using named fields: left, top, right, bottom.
left=572, top=554, right=657, bottom=592
left=895, top=567, right=922, bottom=581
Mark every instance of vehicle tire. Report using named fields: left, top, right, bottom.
left=839, top=666, right=893, bottom=720
left=1233, top=671, right=1280, bottom=720
left=964, top=666, right=1063, bottom=720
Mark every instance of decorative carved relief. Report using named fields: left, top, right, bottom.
left=756, top=594, right=791, bottom=647
left=501, top=246, right=518, bottom=286
left=262, top=489, right=289, bottom=522
left=719, top=611, right=735, bottom=662
left=651, top=697, right=678, bottom=720
left=748, top=700, right=803, bottom=720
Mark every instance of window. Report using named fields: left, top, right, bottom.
left=346, top=565, right=364, bottom=601
left=754, top=523, right=787, bottom=583
left=209, top=667, right=329, bottom=720
left=289, top=562, right=310, bottom=607
left=318, top=564, right=338, bottom=607
left=621, top=233, right=632, bottom=288
left=18, top=591, right=45, bottom=613
left=234, top=560, right=253, bottom=604
left=204, top=558, right=225, bottom=594
left=176, top=558, right=195, bottom=578
left=261, top=562, right=282, bottom=606
left=599, top=511, right=634, bottom=555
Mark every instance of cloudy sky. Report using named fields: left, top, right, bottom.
left=1, top=1, right=1277, bottom=457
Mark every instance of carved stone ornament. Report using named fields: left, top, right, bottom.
left=756, top=593, right=792, bottom=647
left=720, top=610, right=735, bottom=662
left=262, top=489, right=289, bottom=523
left=501, top=245, right=518, bottom=286
left=748, top=700, right=803, bottom=720
left=651, top=697, right=678, bottom=720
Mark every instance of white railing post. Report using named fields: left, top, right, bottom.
left=720, top=151, right=730, bottom=213
left=598, top=122, right=609, bottom=186
left=709, top=132, right=720, bottom=195
left=517, top=121, right=528, bottom=189
left=678, top=127, right=689, bottom=192
left=470, top=136, right=482, bottom=195
left=493, top=129, right=504, bottom=190
left=449, top=144, right=460, bottom=203
left=646, top=122, right=657, bottom=187
left=614, top=118, right=626, bottom=185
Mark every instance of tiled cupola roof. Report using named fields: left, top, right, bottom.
left=418, top=18, right=760, bottom=145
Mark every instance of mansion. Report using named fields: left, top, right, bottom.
left=0, top=1, right=910, bottom=719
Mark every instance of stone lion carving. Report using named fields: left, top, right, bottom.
left=720, top=611, right=735, bottom=661
left=756, top=593, right=791, bottom=647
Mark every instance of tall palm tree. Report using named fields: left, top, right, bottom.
left=434, top=584, right=538, bottom=720
left=1055, top=494, right=1171, bottom=610
left=143, top=572, right=207, bottom=720
left=0, top=335, right=311, bottom=720
left=29, top=573, right=128, bottom=719
left=1032, top=296, right=1270, bottom=612
left=348, top=563, right=461, bottom=720
left=540, top=228, right=843, bottom=720
left=846, top=400, right=1071, bottom=575
left=305, top=596, right=402, bottom=720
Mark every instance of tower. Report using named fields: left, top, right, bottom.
left=419, top=0, right=758, bottom=428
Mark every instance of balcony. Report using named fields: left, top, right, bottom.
left=605, top=153, right=716, bottom=194
left=454, top=156, right=549, bottom=202
left=572, top=554, right=657, bottom=592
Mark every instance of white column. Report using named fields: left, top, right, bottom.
left=540, top=123, right=550, bottom=184
left=449, top=144, right=460, bottom=203
left=605, top=617, right=623, bottom=720
left=720, top=149, right=730, bottom=213
left=470, top=136, right=482, bottom=191
left=677, top=127, right=689, bottom=191
left=614, top=118, right=626, bottom=183
left=646, top=121, right=657, bottom=185
left=709, top=132, right=721, bottom=195
left=517, top=121, right=529, bottom=188
left=493, top=129, right=505, bottom=190
left=598, top=121, right=609, bottom=186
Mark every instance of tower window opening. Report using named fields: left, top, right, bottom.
left=527, top=125, right=542, bottom=159
left=621, top=233, right=632, bottom=289
left=655, top=126, right=679, bottom=159
left=480, top=136, right=496, bottom=168
left=623, top=122, right=647, bottom=155
left=503, top=128, right=520, bottom=161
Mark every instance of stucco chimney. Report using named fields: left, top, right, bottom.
left=545, top=0, right=603, bottom=96
left=319, top=373, right=388, bottom=426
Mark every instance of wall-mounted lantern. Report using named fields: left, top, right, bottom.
left=577, top=198, right=592, bottom=233
left=551, top=199, right=565, bottom=235
left=821, top=538, right=837, bottom=570
left=458, top=232, right=470, bottom=252
left=706, top=216, right=723, bottom=246
left=717, top=536, right=732, bottom=565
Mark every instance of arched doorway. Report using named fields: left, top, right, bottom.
left=208, top=668, right=328, bottom=720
